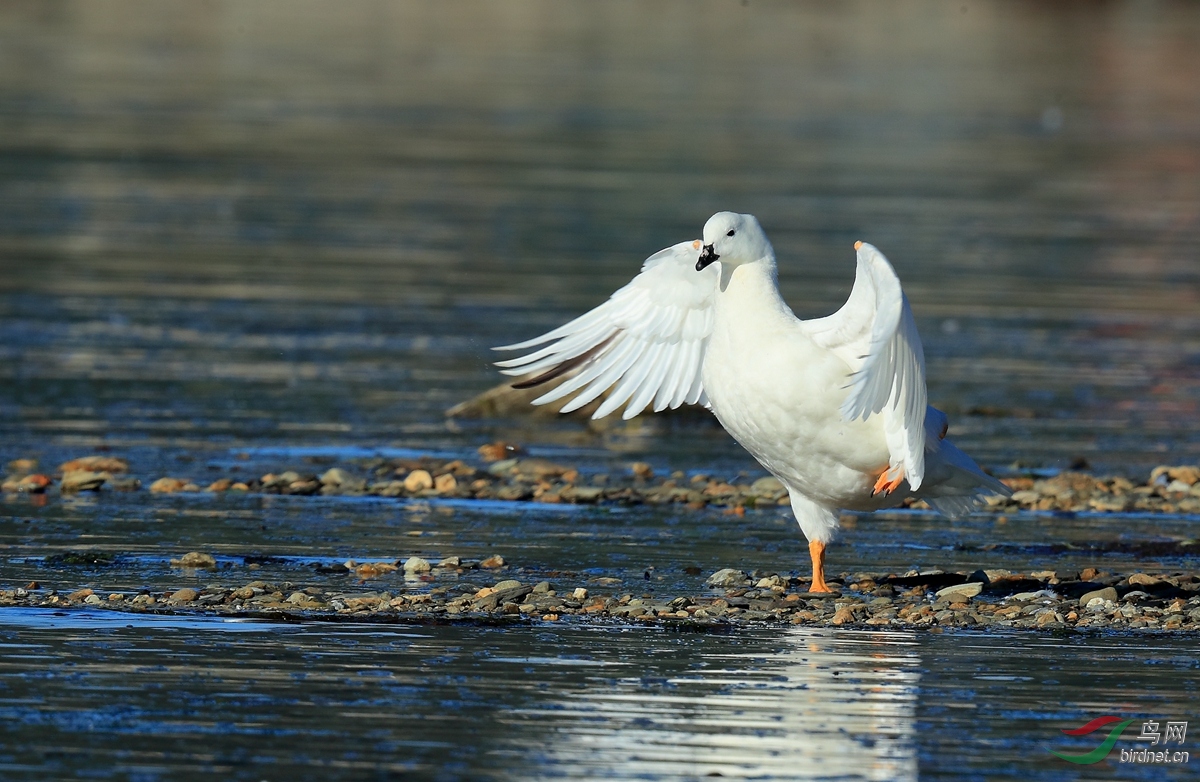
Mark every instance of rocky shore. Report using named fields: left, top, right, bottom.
left=3, top=447, right=1200, bottom=515
left=4, top=555, right=1200, bottom=633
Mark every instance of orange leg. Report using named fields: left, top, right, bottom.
left=872, top=465, right=905, bottom=496
left=808, top=539, right=833, bottom=593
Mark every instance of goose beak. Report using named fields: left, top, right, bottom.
left=696, top=244, right=719, bottom=271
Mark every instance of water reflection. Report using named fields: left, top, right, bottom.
left=502, top=628, right=919, bottom=781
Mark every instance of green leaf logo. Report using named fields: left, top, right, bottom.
left=1052, top=717, right=1135, bottom=765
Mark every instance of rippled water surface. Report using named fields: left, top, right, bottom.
left=1, top=0, right=1199, bottom=779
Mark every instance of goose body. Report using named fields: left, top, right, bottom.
left=495, top=212, right=1009, bottom=591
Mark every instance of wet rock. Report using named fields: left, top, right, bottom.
left=173, top=552, right=217, bottom=568
left=404, top=470, right=434, bottom=492
left=493, top=579, right=522, bottom=591
left=59, top=456, right=128, bottom=474
left=320, top=467, right=366, bottom=491
left=1127, top=573, right=1163, bottom=587
left=150, top=477, right=192, bottom=494
left=936, top=582, right=983, bottom=600
left=480, top=555, right=506, bottom=569
left=284, top=479, right=320, bottom=496
left=108, top=477, right=141, bottom=491
left=561, top=486, right=603, bottom=503
left=1150, top=465, right=1200, bottom=486
left=1079, top=587, right=1118, bottom=607
left=84, top=594, right=103, bottom=605
left=830, top=606, right=857, bottom=625
left=67, top=588, right=94, bottom=602
left=61, top=471, right=107, bottom=492
left=433, top=474, right=457, bottom=493
left=630, top=462, right=654, bottom=480
left=5, top=474, right=52, bottom=493
left=403, top=556, right=432, bottom=574
left=707, top=568, right=750, bottom=588
left=170, top=588, right=199, bottom=602
left=206, top=478, right=234, bottom=492
left=476, top=441, right=525, bottom=462
left=355, top=562, right=397, bottom=579
left=7, top=458, right=38, bottom=474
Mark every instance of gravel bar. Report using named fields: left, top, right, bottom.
left=4, top=447, right=1200, bottom=515
left=5, top=560, right=1200, bottom=633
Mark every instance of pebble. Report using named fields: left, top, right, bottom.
left=402, top=557, right=432, bottom=574
left=150, top=477, right=192, bottom=494
left=707, top=568, right=750, bottom=588
left=5, top=448, right=1199, bottom=518
left=59, top=456, right=129, bottom=474
left=61, top=471, right=107, bottom=492
left=173, top=552, right=217, bottom=568
left=936, top=582, right=983, bottom=600
left=6, top=565, right=1197, bottom=633
left=1079, top=587, right=1119, bottom=606
left=403, top=470, right=434, bottom=492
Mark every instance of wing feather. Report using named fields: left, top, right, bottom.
left=802, top=241, right=929, bottom=489
left=495, top=241, right=719, bottom=419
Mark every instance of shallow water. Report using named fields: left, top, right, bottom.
left=1, top=0, right=1199, bottom=778
left=0, top=609, right=1197, bottom=781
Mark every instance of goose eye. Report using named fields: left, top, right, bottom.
left=726, top=229, right=735, bottom=237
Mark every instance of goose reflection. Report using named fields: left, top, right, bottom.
left=498, top=627, right=920, bottom=781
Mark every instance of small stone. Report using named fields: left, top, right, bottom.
left=755, top=575, right=788, bottom=590
left=706, top=568, right=750, bottom=588
left=480, top=555, right=506, bottom=569
left=437, top=556, right=462, bottom=568
left=1079, top=587, right=1118, bottom=607
left=403, top=557, right=432, bottom=574
left=15, top=474, right=52, bottom=493
left=831, top=607, right=856, bottom=625
left=533, top=581, right=552, bottom=593
left=84, top=594, right=103, bottom=605
left=67, top=588, right=94, bottom=602
left=59, top=456, right=129, bottom=474
left=206, top=478, right=233, bottom=492
left=1080, top=567, right=1100, bottom=581
left=572, top=587, right=588, bottom=600
left=494, top=580, right=522, bottom=591
left=935, top=582, right=983, bottom=600
left=1127, top=573, right=1163, bottom=587
left=170, top=588, right=199, bottom=602
left=404, top=470, right=434, bottom=492
left=434, top=473, right=457, bottom=493
left=356, top=562, right=398, bottom=579
left=630, top=462, right=654, bottom=480
left=750, top=476, right=786, bottom=495
left=319, top=468, right=353, bottom=486
left=150, top=477, right=191, bottom=494
left=478, top=441, right=524, bottom=462
left=7, top=458, right=38, bottom=474
left=61, top=470, right=107, bottom=492
left=175, top=552, right=217, bottom=568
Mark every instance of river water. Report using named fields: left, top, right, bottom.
left=1, top=1, right=1198, bottom=779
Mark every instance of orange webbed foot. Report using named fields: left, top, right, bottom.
left=872, top=466, right=905, bottom=496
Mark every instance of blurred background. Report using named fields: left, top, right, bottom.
left=0, top=0, right=1198, bottom=477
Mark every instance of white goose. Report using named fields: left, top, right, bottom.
left=495, top=212, right=1009, bottom=592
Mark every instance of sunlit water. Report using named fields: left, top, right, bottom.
left=1, top=1, right=1199, bottom=779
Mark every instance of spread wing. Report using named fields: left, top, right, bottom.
left=493, top=241, right=719, bottom=420
left=802, top=241, right=930, bottom=489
